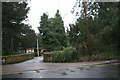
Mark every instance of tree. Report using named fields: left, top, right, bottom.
left=67, top=18, right=88, bottom=56
left=2, top=2, right=32, bottom=55
left=93, top=2, right=119, bottom=51
left=82, top=1, right=92, bottom=55
left=19, top=25, right=37, bottom=51
left=52, top=10, right=67, bottom=49
left=38, top=13, right=51, bottom=50
left=68, top=1, right=119, bottom=56
left=38, top=10, right=67, bottom=51
left=70, top=0, right=100, bottom=56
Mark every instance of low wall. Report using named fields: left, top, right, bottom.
left=1, top=53, right=35, bottom=65
left=43, top=53, right=51, bottom=62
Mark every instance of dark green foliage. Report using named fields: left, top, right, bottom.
left=64, top=47, right=79, bottom=61
left=67, top=23, right=81, bottom=48
left=19, top=25, right=37, bottom=51
left=80, top=51, right=120, bottom=61
left=67, top=2, right=119, bottom=58
left=67, top=18, right=88, bottom=56
left=38, top=13, right=53, bottom=51
left=38, top=10, right=67, bottom=51
left=2, top=2, right=36, bottom=55
left=50, top=47, right=78, bottom=62
left=48, top=48, right=119, bottom=62
left=91, top=2, right=119, bottom=53
left=53, top=10, right=67, bottom=48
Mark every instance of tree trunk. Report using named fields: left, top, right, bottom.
left=82, top=1, right=92, bottom=56
left=10, top=35, right=14, bottom=52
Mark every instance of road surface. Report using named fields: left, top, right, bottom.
left=1, top=56, right=120, bottom=78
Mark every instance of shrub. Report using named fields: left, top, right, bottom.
left=63, top=47, right=78, bottom=62
left=49, top=47, right=78, bottom=62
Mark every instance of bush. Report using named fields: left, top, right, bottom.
left=49, top=47, right=78, bottom=62
left=63, top=47, right=78, bottom=61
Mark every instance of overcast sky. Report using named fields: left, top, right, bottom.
left=27, top=0, right=78, bottom=33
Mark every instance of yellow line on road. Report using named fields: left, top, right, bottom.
left=113, top=63, right=120, bottom=64
left=1, top=62, right=119, bottom=75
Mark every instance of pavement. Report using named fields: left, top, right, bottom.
left=1, top=56, right=119, bottom=76
left=2, top=64, right=119, bottom=78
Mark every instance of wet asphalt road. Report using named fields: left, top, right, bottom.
left=2, top=63, right=119, bottom=78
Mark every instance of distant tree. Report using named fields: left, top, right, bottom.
left=19, top=25, right=37, bottom=51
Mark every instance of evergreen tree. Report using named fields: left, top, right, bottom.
left=38, top=10, right=67, bottom=51
left=68, top=2, right=119, bottom=54
left=38, top=13, right=51, bottom=50
left=93, top=2, right=119, bottom=51
left=19, top=25, right=37, bottom=51
left=53, top=10, right=67, bottom=49
left=2, top=2, right=30, bottom=55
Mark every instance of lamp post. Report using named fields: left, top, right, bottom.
left=36, top=33, right=39, bottom=56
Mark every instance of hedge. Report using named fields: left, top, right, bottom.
left=1, top=53, right=35, bottom=65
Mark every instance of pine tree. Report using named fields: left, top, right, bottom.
left=2, top=2, right=30, bottom=55
left=38, top=10, right=67, bottom=51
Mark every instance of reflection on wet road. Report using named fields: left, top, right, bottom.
left=2, top=63, right=119, bottom=78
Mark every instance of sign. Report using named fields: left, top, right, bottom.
left=2, top=58, right=6, bottom=63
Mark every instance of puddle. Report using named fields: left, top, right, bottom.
left=77, top=67, right=84, bottom=70
left=89, top=65, right=96, bottom=68
left=36, top=70, right=40, bottom=73
left=62, top=72, right=67, bottom=75
left=70, top=70, right=75, bottom=72
left=19, top=73, right=23, bottom=74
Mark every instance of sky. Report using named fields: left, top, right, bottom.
left=26, top=0, right=78, bottom=33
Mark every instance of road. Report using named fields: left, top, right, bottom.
left=1, top=56, right=120, bottom=78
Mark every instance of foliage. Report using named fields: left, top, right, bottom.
left=78, top=51, right=120, bottom=62
left=49, top=47, right=78, bottom=62
left=19, top=25, right=37, bottom=51
left=2, top=2, right=37, bottom=55
left=91, top=2, right=119, bottom=53
left=38, top=10, right=67, bottom=51
left=67, top=2, right=119, bottom=58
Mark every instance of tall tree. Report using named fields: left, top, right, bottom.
left=2, top=2, right=29, bottom=55
left=38, top=10, right=67, bottom=51
left=70, top=0, right=100, bottom=55
left=38, top=13, right=51, bottom=50
left=68, top=2, right=119, bottom=54
left=82, top=1, right=92, bottom=55
left=94, top=2, right=119, bottom=51
left=53, top=10, right=67, bottom=48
